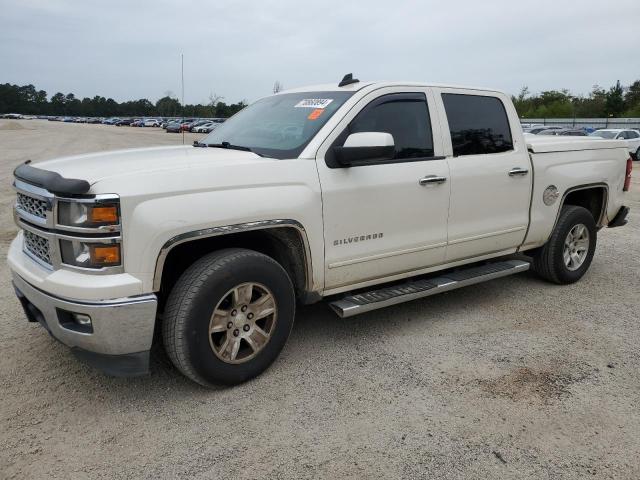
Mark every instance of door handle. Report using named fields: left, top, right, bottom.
left=419, top=175, right=447, bottom=186
left=508, top=167, right=529, bottom=177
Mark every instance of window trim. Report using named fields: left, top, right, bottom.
left=441, top=92, right=514, bottom=158
left=325, top=92, right=440, bottom=168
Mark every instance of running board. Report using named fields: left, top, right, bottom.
left=329, top=259, right=530, bottom=318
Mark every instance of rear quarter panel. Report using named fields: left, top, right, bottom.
left=523, top=145, right=628, bottom=249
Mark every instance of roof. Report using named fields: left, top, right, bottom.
left=279, top=80, right=507, bottom=95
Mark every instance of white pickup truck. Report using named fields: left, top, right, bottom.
left=8, top=75, right=632, bottom=387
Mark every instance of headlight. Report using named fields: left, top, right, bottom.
left=57, top=201, right=120, bottom=228
left=60, top=240, right=121, bottom=268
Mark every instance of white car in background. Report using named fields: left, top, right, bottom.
left=590, top=129, right=640, bottom=159
left=193, top=122, right=219, bottom=133
left=143, top=119, right=161, bottom=127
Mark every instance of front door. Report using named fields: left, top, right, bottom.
left=316, top=88, right=450, bottom=291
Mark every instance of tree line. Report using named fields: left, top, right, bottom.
left=513, top=79, right=640, bottom=119
left=3, top=79, right=640, bottom=120
left=0, top=83, right=247, bottom=118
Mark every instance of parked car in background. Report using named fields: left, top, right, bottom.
left=87, top=117, right=103, bottom=124
left=143, top=118, right=161, bottom=127
left=192, top=122, right=218, bottom=133
left=102, top=118, right=120, bottom=125
left=165, top=121, right=182, bottom=133
left=590, top=129, right=640, bottom=159
left=115, top=119, right=133, bottom=126
left=161, top=119, right=177, bottom=128
left=188, top=120, right=210, bottom=131
left=538, top=128, right=588, bottom=136
left=2, top=113, right=23, bottom=119
left=524, top=125, right=565, bottom=134
left=130, top=119, right=145, bottom=127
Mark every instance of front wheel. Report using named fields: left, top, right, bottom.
left=531, top=205, right=597, bottom=284
left=162, top=248, right=295, bottom=387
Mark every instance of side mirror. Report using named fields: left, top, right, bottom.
left=332, top=132, right=395, bottom=167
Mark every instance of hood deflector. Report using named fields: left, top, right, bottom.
left=14, top=163, right=91, bottom=195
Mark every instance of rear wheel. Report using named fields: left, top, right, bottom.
left=162, top=248, right=295, bottom=386
left=531, top=205, right=597, bottom=284
left=635, top=146, right=640, bottom=160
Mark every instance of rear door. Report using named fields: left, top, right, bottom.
left=433, top=89, right=532, bottom=262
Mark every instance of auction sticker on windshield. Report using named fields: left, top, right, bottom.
left=307, top=109, right=324, bottom=120
left=295, top=98, right=334, bottom=109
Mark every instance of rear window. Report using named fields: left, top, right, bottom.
left=442, top=94, right=513, bottom=156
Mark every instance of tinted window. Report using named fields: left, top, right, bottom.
left=442, top=94, right=513, bottom=156
left=346, top=93, right=434, bottom=160
left=629, top=131, right=640, bottom=139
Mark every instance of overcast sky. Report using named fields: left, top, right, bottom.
left=1, top=0, right=638, bottom=105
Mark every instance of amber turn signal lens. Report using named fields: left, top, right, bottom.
left=90, top=205, right=119, bottom=224
left=90, top=245, right=121, bottom=265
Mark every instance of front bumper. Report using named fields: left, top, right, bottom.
left=12, top=272, right=157, bottom=376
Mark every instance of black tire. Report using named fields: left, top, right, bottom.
left=162, top=248, right=295, bottom=387
left=531, top=205, right=597, bottom=284
left=635, top=146, right=640, bottom=161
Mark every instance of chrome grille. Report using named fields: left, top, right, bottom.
left=23, top=230, right=51, bottom=266
left=16, top=192, right=47, bottom=219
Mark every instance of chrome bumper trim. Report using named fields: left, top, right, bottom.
left=12, top=273, right=157, bottom=356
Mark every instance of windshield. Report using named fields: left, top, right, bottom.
left=200, top=91, right=354, bottom=158
left=590, top=131, right=617, bottom=139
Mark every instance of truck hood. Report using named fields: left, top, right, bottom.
left=32, top=145, right=267, bottom=186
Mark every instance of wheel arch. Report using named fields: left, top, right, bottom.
left=558, top=183, right=608, bottom=228
left=153, top=220, right=316, bottom=309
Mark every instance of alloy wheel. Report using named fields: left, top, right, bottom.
left=208, top=282, right=277, bottom=364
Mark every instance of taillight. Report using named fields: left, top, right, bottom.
left=624, top=157, right=632, bottom=192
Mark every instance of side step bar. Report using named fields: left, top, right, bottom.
left=329, top=259, right=530, bottom=318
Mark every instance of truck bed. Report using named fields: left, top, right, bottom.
left=525, top=134, right=627, bottom=154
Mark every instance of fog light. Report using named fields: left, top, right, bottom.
left=73, top=313, right=92, bottom=327
left=57, top=308, right=93, bottom=333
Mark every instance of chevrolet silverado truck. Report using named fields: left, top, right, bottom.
left=8, top=74, right=632, bottom=387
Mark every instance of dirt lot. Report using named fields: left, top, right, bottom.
left=1, top=120, right=639, bottom=479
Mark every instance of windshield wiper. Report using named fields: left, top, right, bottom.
left=205, top=141, right=264, bottom=156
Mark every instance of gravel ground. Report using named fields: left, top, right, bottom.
left=1, top=120, right=639, bottom=479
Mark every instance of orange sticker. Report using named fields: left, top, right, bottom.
left=307, top=108, right=324, bottom=120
